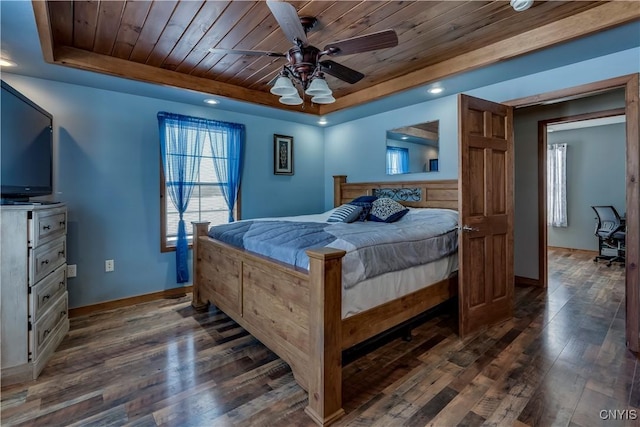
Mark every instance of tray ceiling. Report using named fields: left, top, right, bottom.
left=33, top=1, right=639, bottom=115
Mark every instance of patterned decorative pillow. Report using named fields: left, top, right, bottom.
left=369, top=197, right=409, bottom=223
left=347, top=195, right=378, bottom=221
left=327, top=204, right=363, bottom=223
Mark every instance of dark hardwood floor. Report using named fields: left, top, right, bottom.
left=2, top=248, right=638, bottom=426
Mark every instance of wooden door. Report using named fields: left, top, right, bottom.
left=458, top=94, right=514, bottom=337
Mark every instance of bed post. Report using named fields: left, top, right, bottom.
left=305, top=247, right=347, bottom=426
left=333, top=175, right=347, bottom=208
left=191, top=221, right=210, bottom=310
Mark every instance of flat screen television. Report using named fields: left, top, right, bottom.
left=1, top=80, right=53, bottom=203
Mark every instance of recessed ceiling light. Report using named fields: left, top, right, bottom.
left=318, top=118, right=328, bottom=125
left=204, top=98, right=219, bottom=105
left=0, top=58, right=16, bottom=67
left=427, top=87, right=443, bottom=94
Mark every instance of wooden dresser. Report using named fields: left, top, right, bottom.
left=1, top=203, right=69, bottom=385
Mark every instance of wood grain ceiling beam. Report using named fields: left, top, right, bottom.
left=393, top=126, right=438, bottom=141
left=319, top=1, right=640, bottom=115
left=31, top=1, right=54, bottom=63
left=32, top=1, right=638, bottom=117
left=49, top=45, right=322, bottom=114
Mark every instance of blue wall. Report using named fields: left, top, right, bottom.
left=3, top=46, right=638, bottom=308
left=323, top=47, right=639, bottom=278
left=2, top=74, right=324, bottom=309
left=323, top=96, right=458, bottom=208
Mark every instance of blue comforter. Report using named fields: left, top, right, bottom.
left=208, top=208, right=459, bottom=289
left=210, top=220, right=336, bottom=268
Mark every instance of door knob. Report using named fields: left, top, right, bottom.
left=461, top=225, right=479, bottom=232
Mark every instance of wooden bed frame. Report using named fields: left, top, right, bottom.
left=191, top=175, right=458, bottom=426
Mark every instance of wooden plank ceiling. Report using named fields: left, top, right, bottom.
left=34, top=1, right=639, bottom=115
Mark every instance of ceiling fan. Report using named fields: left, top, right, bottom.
left=208, top=0, right=399, bottom=105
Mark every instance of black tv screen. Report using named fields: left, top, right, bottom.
left=1, top=80, right=53, bottom=201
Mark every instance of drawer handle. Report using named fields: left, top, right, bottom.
left=41, top=259, right=49, bottom=265
left=42, top=225, right=51, bottom=230
left=59, top=220, right=66, bottom=226
left=59, top=281, right=65, bottom=289
left=43, top=329, right=51, bottom=339
left=42, top=294, right=50, bottom=302
left=60, top=310, right=67, bottom=319
left=58, top=250, right=65, bottom=256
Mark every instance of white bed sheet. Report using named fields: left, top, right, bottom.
left=342, top=252, right=458, bottom=319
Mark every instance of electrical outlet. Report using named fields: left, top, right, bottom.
left=67, top=264, right=77, bottom=278
left=105, top=259, right=114, bottom=272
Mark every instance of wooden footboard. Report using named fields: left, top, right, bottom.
left=192, top=222, right=457, bottom=426
left=192, top=222, right=347, bottom=424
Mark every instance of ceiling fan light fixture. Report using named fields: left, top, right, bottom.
left=510, top=0, right=533, bottom=12
left=305, top=76, right=332, bottom=96
left=311, top=94, right=336, bottom=104
left=279, top=92, right=304, bottom=105
left=271, top=75, right=297, bottom=96
left=208, top=3, right=399, bottom=110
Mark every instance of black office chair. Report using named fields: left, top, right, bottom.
left=592, top=205, right=626, bottom=267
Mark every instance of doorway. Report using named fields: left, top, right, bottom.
left=505, top=74, right=639, bottom=352
left=541, top=107, right=626, bottom=264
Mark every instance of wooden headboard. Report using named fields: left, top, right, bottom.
left=333, top=175, right=458, bottom=210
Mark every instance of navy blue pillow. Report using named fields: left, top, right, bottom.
left=348, top=195, right=378, bottom=221
left=369, top=198, right=409, bottom=223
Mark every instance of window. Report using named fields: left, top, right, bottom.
left=547, top=143, right=567, bottom=227
left=158, top=112, right=245, bottom=283
left=386, top=146, right=409, bottom=174
left=161, top=139, right=232, bottom=251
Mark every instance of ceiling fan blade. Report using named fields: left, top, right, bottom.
left=319, top=60, right=364, bottom=84
left=266, top=0, right=308, bottom=45
left=324, top=29, right=398, bottom=56
left=208, top=48, right=286, bottom=57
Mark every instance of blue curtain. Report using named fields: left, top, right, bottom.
left=158, top=112, right=245, bottom=283
left=158, top=112, right=206, bottom=283
left=386, top=147, right=409, bottom=174
left=207, top=122, right=245, bottom=222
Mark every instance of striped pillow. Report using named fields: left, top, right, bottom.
left=327, top=204, right=363, bottom=223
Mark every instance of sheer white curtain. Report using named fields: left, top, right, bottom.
left=547, top=143, right=567, bottom=227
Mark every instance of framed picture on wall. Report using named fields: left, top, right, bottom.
left=274, top=134, right=294, bottom=175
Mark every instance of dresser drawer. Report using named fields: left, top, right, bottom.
left=31, top=292, right=67, bottom=361
left=29, top=236, right=66, bottom=286
left=30, top=206, right=67, bottom=247
left=29, top=264, right=66, bottom=321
